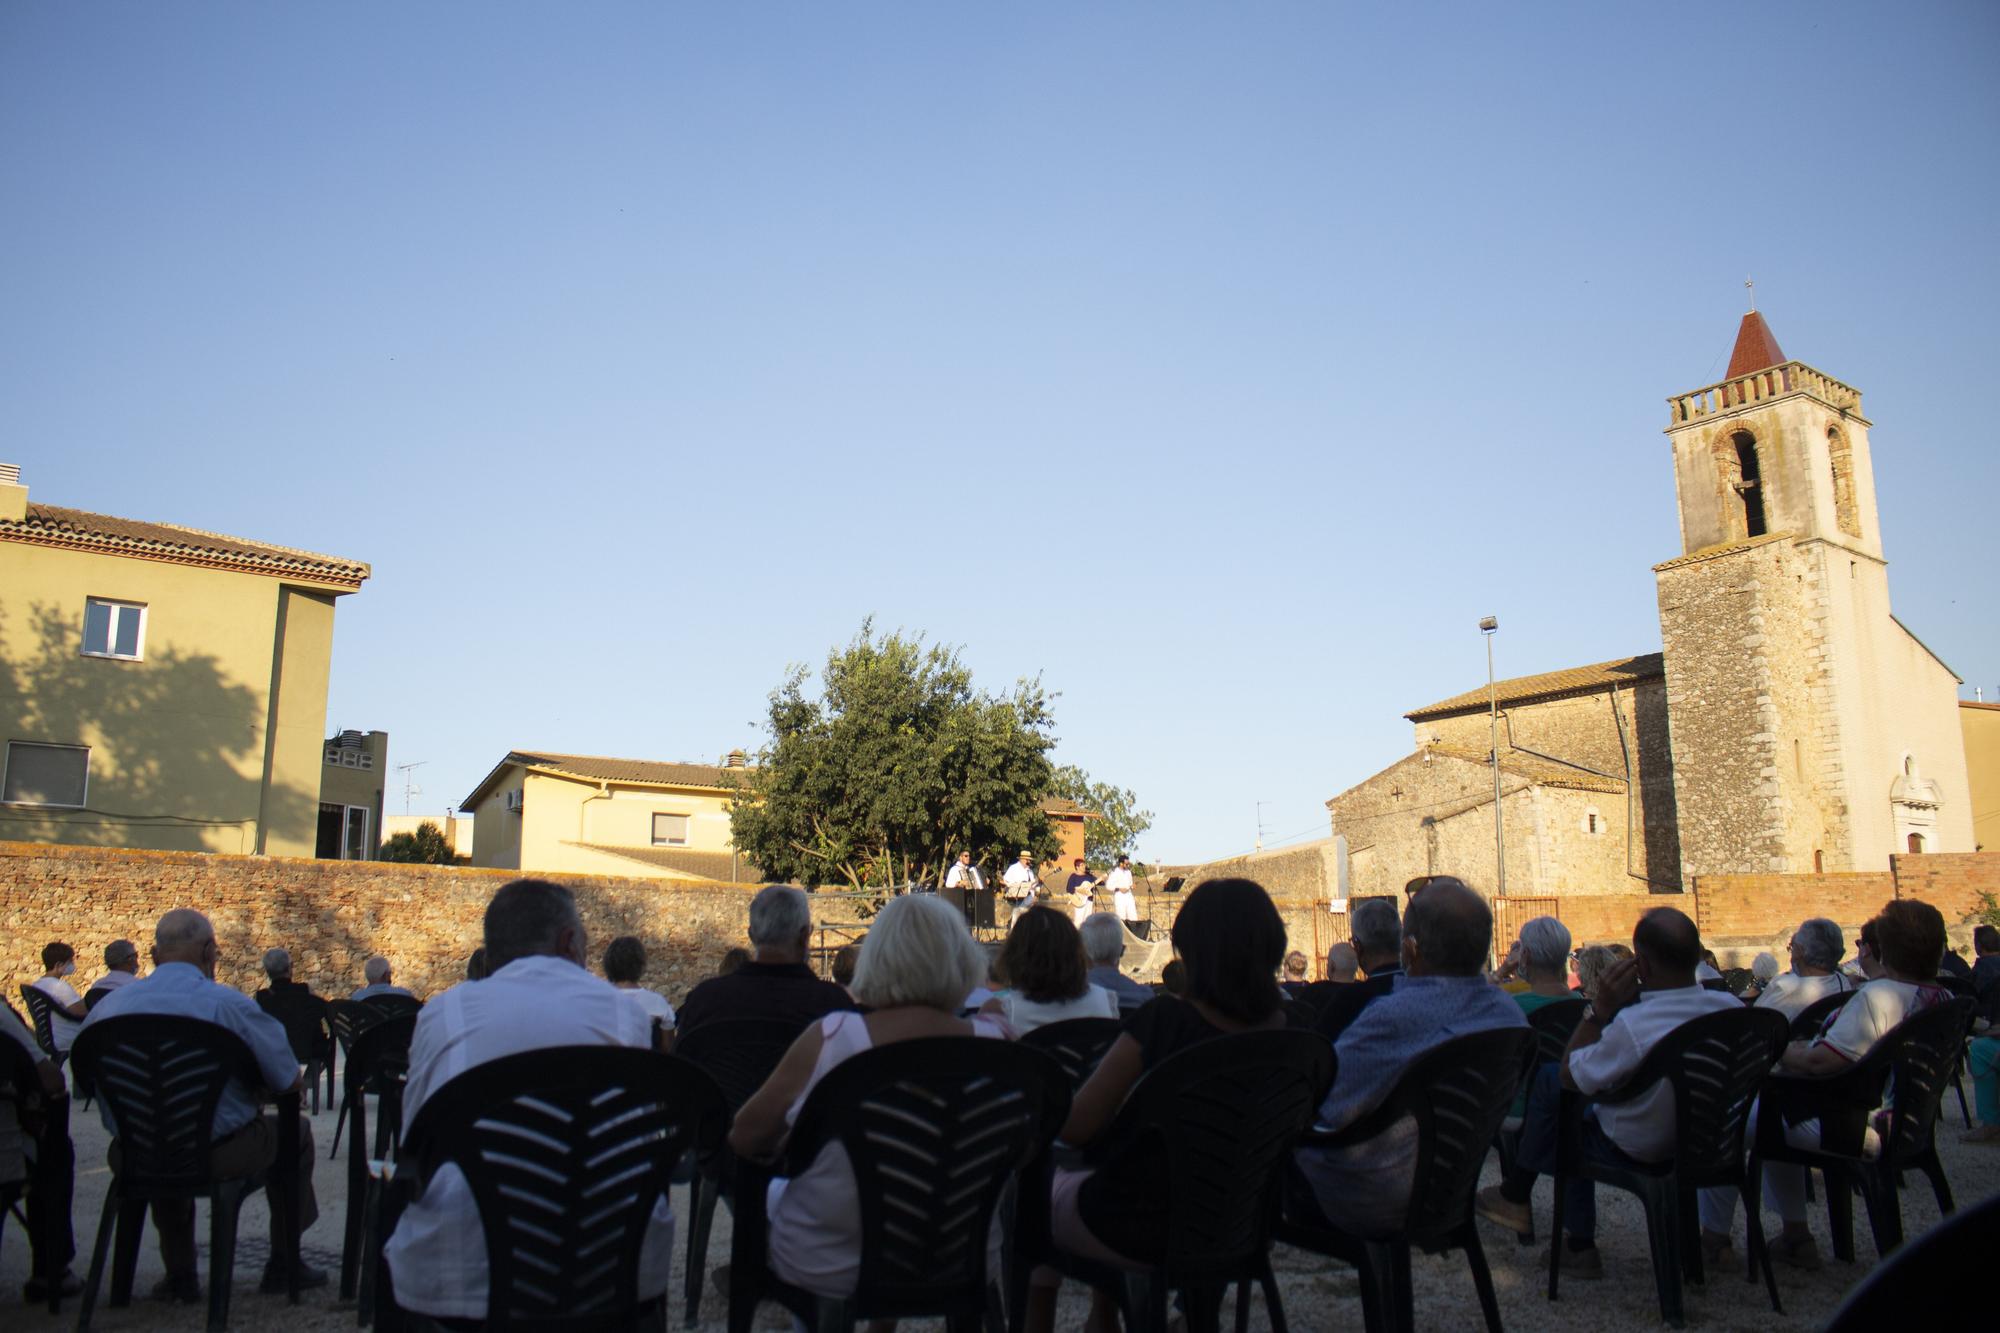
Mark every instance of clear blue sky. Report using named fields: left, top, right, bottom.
left=5, top=3, right=1995, bottom=863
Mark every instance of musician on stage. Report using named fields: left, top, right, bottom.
left=944, top=850, right=988, bottom=930
left=1107, top=854, right=1139, bottom=923
left=1001, top=849, right=1041, bottom=920
left=1064, top=858, right=1097, bottom=924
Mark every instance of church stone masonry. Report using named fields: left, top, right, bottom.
left=1327, top=311, right=1973, bottom=900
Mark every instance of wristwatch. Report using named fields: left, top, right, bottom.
left=1579, top=1001, right=1600, bottom=1024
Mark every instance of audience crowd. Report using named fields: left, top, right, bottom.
left=4, top=860, right=1993, bottom=1326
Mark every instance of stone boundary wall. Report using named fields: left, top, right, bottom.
left=1691, top=872, right=1894, bottom=939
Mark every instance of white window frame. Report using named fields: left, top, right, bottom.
left=651, top=812, right=690, bottom=847
left=342, top=805, right=371, bottom=860
left=2, top=741, right=91, bottom=808
left=81, top=598, right=148, bottom=661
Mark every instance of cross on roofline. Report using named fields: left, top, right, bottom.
left=1745, top=275, right=1756, bottom=312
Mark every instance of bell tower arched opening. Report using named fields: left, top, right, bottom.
left=1732, top=431, right=1767, bottom=538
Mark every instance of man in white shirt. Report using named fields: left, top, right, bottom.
left=1481, top=907, right=1740, bottom=1276
left=1106, top=856, right=1138, bottom=923
left=945, top=851, right=988, bottom=931
left=351, top=955, right=417, bottom=1001
left=87, top=940, right=142, bottom=1005
left=944, top=851, right=983, bottom=894
left=1002, top=850, right=1041, bottom=920
left=385, top=879, right=661, bottom=1320
left=1749, top=917, right=1853, bottom=1024
left=28, top=942, right=87, bottom=1054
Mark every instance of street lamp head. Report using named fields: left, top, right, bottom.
left=1478, top=616, right=1498, bottom=633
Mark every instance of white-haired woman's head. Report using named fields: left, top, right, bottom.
left=1752, top=951, right=1780, bottom=982
left=850, top=893, right=988, bottom=1012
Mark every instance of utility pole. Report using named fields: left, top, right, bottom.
left=1480, top=617, right=1504, bottom=898
left=1255, top=801, right=1271, bottom=852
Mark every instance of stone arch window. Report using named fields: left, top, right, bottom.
left=1827, top=426, right=1861, bottom=538
left=1583, top=806, right=1602, bottom=835
left=1732, top=431, right=1768, bottom=538
left=1813, top=849, right=1824, bottom=873
left=1908, top=832, right=1926, bottom=854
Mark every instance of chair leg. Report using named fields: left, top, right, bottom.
left=685, top=1171, right=723, bottom=1327
left=75, top=1189, right=119, bottom=1333
left=1638, top=1184, right=1686, bottom=1329
left=209, top=1181, right=250, bottom=1333
left=1392, top=1242, right=1415, bottom=1333
left=1916, top=1148, right=1954, bottom=1216
left=1460, top=1223, right=1504, bottom=1333
left=1235, top=1276, right=1251, bottom=1333
left=1741, top=1202, right=1784, bottom=1316
left=1124, top=1272, right=1166, bottom=1333
left=109, top=1198, right=146, bottom=1307
left=1821, top=1163, right=1857, bottom=1263
left=1857, top=1170, right=1904, bottom=1258
left=331, top=1094, right=349, bottom=1157
left=1955, top=1062, right=1972, bottom=1129
left=816, top=1294, right=855, bottom=1332
left=341, top=1113, right=368, bottom=1300
left=1258, top=1252, right=1288, bottom=1333
left=1546, top=1171, right=1565, bottom=1302
left=1355, top=1241, right=1399, bottom=1333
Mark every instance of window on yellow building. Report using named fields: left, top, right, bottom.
left=2, top=742, right=89, bottom=807
left=82, top=598, right=146, bottom=660
left=652, top=813, right=689, bottom=846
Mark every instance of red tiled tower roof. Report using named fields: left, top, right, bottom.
left=1725, top=310, right=1787, bottom=378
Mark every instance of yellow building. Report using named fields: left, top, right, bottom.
left=0, top=465, right=370, bottom=855
left=461, top=749, right=758, bottom=881
left=1964, top=702, right=2000, bottom=853
left=319, top=728, right=388, bottom=860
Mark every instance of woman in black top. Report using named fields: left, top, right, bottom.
left=1024, top=878, right=1290, bottom=1333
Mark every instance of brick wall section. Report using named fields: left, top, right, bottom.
left=0, top=841, right=761, bottom=1004
left=1691, top=872, right=1892, bottom=939
left=1887, top=852, right=1997, bottom=924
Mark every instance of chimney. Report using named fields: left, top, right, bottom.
left=0, top=464, right=24, bottom=523
left=723, top=748, right=747, bottom=769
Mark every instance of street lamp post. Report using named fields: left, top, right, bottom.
left=1480, top=616, right=1504, bottom=898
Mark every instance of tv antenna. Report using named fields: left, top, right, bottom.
left=1255, top=800, right=1272, bottom=852
left=395, top=761, right=427, bottom=815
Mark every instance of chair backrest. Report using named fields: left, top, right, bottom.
left=781, top=1036, right=1068, bottom=1310
left=1846, top=996, right=1975, bottom=1169
left=1092, top=1029, right=1335, bottom=1273
left=83, top=987, right=115, bottom=1013
left=1336, top=1026, right=1534, bottom=1245
left=70, top=1015, right=261, bottom=1196
left=17, top=985, right=61, bottom=1060
left=1603, top=1006, right=1789, bottom=1186
left=1525, top=998, right=1587, bottom=1067
left=1018, top=1017, right=1123, bottom=1093
left=1700, top=978, right=1732, bottom=992
left=670, top=1016, right=809, bottom=1115
left=327, top=998, right=390, bottom=1055
left=1789, top=988, right=1855, bottom=1040
left=1721, top=967, right=1756, bottom=995
left=1824, top=1191, right=2000, bottom=1332
left=343, top=1013, right=418, bottom=1097
left=358, top=992, right=423, bottom=1020
left=403, top=1047, right=724, bottom=1328
left=255, top=987, right=330, bottom=1063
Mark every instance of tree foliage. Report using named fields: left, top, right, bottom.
left=728, top=622, right=1060, bottom=890
left=1049, top=764, right=1155, bottom=870
left=380, top=820, right=456, bottom=865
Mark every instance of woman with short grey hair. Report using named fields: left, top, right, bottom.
left=1751, top=917, right=1853, bottom=1021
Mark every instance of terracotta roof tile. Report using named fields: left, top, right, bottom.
left=0, top=503, right=370, bottom=586
left=1405, top=654, right=1663, bottom=721
left=1652, top=531, right=1791, bottom=571
left=516, top=751, right=749, bottom=789
left=1039, top=797, right=1100, bottom=818
left=1725, top=311, right=1787, bottom=378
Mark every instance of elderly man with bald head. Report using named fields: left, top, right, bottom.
left=82, top=909, right=325, bottom=1301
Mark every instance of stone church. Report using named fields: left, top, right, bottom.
left=1328, top=311, right=1975, bottom=900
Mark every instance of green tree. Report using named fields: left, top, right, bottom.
left=380, top=820, right=456, bottom=865
left=1050, top=764, right=1154, bottom=870
left=728, top=622, right=1060, bottom=890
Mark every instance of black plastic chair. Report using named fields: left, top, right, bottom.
left=255, top=987, right=332, bottom=1115
left=82, top=988, right=115, bottom=1013
left=1752, top=996, right=1973, bottom=1261
left=70, top=1015, right=302, bottom=1333
left=1018, top=1017, right=1123, bottom=1094
left=373, top=1045, right=724, bottom=1332
left=1822, top=1190, right=2000, bottom=1331
left=1015, top=1028, right=1335, bottom=1333
left=358, top=992, right=424, bottom=1021
left=1491, top=999, right=1586, bottom=1244
left=18, top=985, right=67, bottom=1067
left=1280, top=1027, right=1532, bottom=1333
left=337, top=1012, right=417, bottom=1303
left=1721, top=968, right=1755, bottom=996
left=730, top=1036, right=1068, bottom=1333
left=327, top=998, right=397, bottom=1156
left=672, top=1016, right=810, bottom=1327
left=1787, top=988, right=1856, bottom=1041
left=1548, top=1006, right=1789, bottom=1329
left=0, top=1029, right=64, bottom=1315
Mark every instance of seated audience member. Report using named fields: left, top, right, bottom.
left=731, top=893, right=1003, bottom=1299
left=1570, top=943, right=1628, bottom=998
left=1158, top=959, right=1188, bottom=997
left=1696, top=948, right=1724, bottom=983
left=28, top=943, right=87, bottom=1054
left=1296, top=881, right=1527, bottom=1235
left=831, top=943, right=861, bottom=994
left=1081, top=912, right=1154, bottom=1012
left=1748, top=918, right=1852, bottom=1022
left=465, top=947, right=488, bottom=981
left=1295, top=941, right=1362, bottom=1013
left=257, top=947, right=320, bottom=1001
left=1939, top=944, right=1974, bottom=985
left=1481, top=907, right=1740, bottom=1276
left=1280, top=951, right=1311, bottom=995
left=85, top=909, right=323, bottom=1299
left=1969, top=1024, right=2000, bottom=1145
left=673, top=886, right=852, bottom=1043
left=1505, top=916, right=1575, bottom=1017
left=603, top=935, right=676, bottom=1040
left=1844, top=919, right=1885, bottom=984
left=1700, top=899, right=1954, bottom=1267
left=3, top=1001, right=76, bottom=1300
left=983, top=907, right=1118, bottom=1034
left=1741, top=951, right=1781, bottom=1000
left=717, top=946, right=751, bottom=977
left=1971, top=924, right=2000, bottom=995
left=1313, top=895, right=1407, bottom=1041
left=88, top=940, right=142, bottom=1004
left=351, top=955, right=415, bottom=1001
left=1025, top=878, right=1290, bottom=1333
left=386, top=879, right=658, bottom=1319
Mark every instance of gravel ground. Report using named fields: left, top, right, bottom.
left=7, top=1090, right=1995, bottom=1331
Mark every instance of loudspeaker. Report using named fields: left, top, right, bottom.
left=1127, top=920, right=1152, bottom=942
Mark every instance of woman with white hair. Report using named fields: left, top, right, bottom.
left=1751, top=917, right=1853, bottom=1022
left=1498, top=916, right=1574, bottom=1015
left=730, top=892, right=1006, bottom=1297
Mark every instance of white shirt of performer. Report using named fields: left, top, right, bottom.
left=944, top=862, right=984, bottom=893
left=1002, top=860, right=1038, bottom=901
left=1107, top=865, right=1138, bottom=922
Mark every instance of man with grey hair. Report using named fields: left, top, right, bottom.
left=1081, top=912, right=1154, bottom=1012
left=672, top=885, right=852, bottom=1043
left=1313, top=894, right=1407, bottom=1040
left=352, top=954, right=415, bottom=1001
left=87, top=938, right=142, bottom=1003
left=1750, top=917, right=1853, bottom=1022
left=386, top=878, right=663, bottom=1318
left=83, top=908, right=324, bottom=1299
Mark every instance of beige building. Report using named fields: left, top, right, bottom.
left=462, top=749, right=758, bottom=881
left=380, top=811, right=476, bottom=860
left=318, top=729, right=388, bottom=860
left=0, top=464, right=370, bottom=855
left=1964, top=702, right=2000, bottom=853
left=1327, top=311, right=1975, bottom=898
